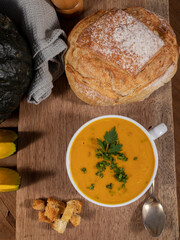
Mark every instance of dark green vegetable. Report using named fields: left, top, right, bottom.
left=133, top=157, right=138, bottom=160
left=0, top=14, right=33, bottom=122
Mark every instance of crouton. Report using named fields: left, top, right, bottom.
left=52, top=219, right=68, bottom=234
left=67, top=200, right=82, bottom=214
left=52, top=199, right=82, bottom=233
left=44, top=205, right=60, bottom=222
left=47, top=198, right=66, bottom=210
left=44, top=198, right=65, bottom=222
left=70, top=214, right=81, bottom=227
left=33, top=198, right=82, bottom=234
left=32, top=199, right=45, bottom=211
left=38, top=211, right=52, bottom=223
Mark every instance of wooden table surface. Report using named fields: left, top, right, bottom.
left=0, top=0, right=180, bottom=239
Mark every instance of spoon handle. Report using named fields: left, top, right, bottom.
left=151, top=181, right=155, bottom=196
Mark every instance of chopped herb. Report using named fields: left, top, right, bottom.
left=106, top=183, right=113, bottom=189
left=96, top=172, right=104, bottom=178
left=96, top=160, right=109, bottom=177
left=87, top=184, right=94, bottom=190
left=81, top=168, right=87, bottom=173
left=90, top=184, right=94, bottom=190
left=110, top=163, right=117, bottom=169
left=117, top=153, right=128, bottom=161
left=133, top=157, right=138, bottom=160
left=95, top=126, right=128, bottom=187
left=114, top=167, right=128, bottom=184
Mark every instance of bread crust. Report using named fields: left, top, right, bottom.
left=51, top=200, right=82, bottom=233
left=38, top=211, right=52, bottom=223
left=70, top=214, right=81, bottom=227
left=32, top=199, right=45, bottom=211
left=65, top=7, right=179, bottom=105
left=44, top=198, right=65, bottom=222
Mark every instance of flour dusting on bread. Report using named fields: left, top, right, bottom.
left=78, top=9, right=164, bottom=75
left=66, top=7, right=179, bottom=106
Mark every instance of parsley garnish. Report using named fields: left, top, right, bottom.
left=114, top=167, right=128, bottom=184
left=104, top=127, right=118, bottom=144
left=96, top=160, right=110, bottom=177
left=122, top=183, right=125, bottom=188
left=106, top=183, right=113, bottom=189
left=118, top=153, right=128, bottom=161
left=88, top=184, right=94, bottom=190
left=81, top=168, right=87, bottom=173
left=133, top=157, right=138, bottom=160
left=95, top=126, right=128, bottom=188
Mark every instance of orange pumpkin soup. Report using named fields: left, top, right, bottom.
left=69, top=118, right=155, bottom=205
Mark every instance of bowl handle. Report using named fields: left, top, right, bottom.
left=148, top=123, right=167, bottom=140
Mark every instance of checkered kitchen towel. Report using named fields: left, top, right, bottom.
left=0, top=0, right=67, bottom=104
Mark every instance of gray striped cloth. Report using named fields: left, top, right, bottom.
left=0, top=0, right=67, bottom=104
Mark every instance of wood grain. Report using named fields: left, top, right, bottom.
left=16, top=1, right=179, bottom=240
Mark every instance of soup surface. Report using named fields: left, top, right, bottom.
left=69, top=118, right=155, bottom=205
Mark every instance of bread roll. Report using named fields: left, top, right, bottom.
left=65, top=7, right=179, bottom=105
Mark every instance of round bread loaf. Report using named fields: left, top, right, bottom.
left=65, top=7, right=179, bottom=105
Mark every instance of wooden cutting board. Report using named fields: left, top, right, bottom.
left=16, top=0, right=179, bottom=239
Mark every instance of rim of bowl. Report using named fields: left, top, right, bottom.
left=66, top=115, right=158, bottom=207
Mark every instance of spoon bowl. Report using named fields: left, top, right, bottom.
left=142, top=182, right=165, bottom=237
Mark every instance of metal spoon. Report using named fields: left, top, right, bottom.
left=142, top=181, right=165, bottom=237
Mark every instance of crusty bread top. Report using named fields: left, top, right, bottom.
left=77, top=8, right=164, bottom=76
left=65, top=7, right=179, bottom=105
